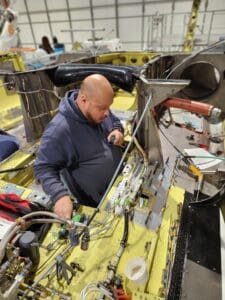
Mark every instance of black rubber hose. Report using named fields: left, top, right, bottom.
left=52, top=64, right=139, bottom=92
left=121, top=210, right=129, bottom=246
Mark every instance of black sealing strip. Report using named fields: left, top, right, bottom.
left=168, top=191, right=221, bottom=299
left=187, top=200, right=221, bottom=273
left=168, top=191, right=190, bottom=299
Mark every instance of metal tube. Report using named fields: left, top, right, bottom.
left=65, top=0, right=74, bottom=45
left=207, top=11, right=214, bottom=44
left=97, top=90, right=152, bottom=209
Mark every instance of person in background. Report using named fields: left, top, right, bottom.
left=34, top=74, right=124, bottom=219
left=52, top=36, right=65, bottom=53
left=41, top=36, right=53, bottom=54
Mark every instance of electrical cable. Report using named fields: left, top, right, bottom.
left=21, top=243, right=73, bottom=300
left=159, top=126, right=185, bottom=157
left=159, top=126, right=225, bottom=164
left=0, top=81, right=14, bottom=88
left=190, top=184, right=225, bottom=207
left=90, top=215, right=116, bottom=239
left=80, top=283, right=114, bottom=300
left=159, top=126, right=225, bottom=207
left=0, top=163, right=33, bottom=173
left=0, top=77, right=61, bottom=101
left=186, top=155, right=225, bottom=161
left=166, top=39, right=225, bottom=79
left=134, top=137, right=148, bottom=166
left=80, top=211, right=129, bottom=299
left=15, top=88, right=62, bottom=101
left=121, top=209, right=129, bottom=246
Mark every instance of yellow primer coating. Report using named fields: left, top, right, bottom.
left=28, top=185, right=184, bottom=299
left=112, top=89, right=137, bottom=111
left=0, top=148, right=35, bottom=186
left=148, top=186, right=184, bottom=296
left=0, top=52, right=25, bottom=129
left=0, top=165, right=185, bottom=299
left=97, top=52, right=158, bottom=66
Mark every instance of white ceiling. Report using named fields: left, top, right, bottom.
left=7, top=0, right=225, bottom=51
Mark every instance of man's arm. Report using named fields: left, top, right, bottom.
left=34, top=132, right=73, bottom=218
left=106, top=111, right=124, bottom=146
left=107, top=129, right=124, bottom=146
left=53, top=195, right=73, bottom=219
left=109, top=111, right=124, bottom=133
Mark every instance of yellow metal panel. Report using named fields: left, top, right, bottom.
left=0, top=52, right=25, bottom=129
left=0, top=179, right=31, bottom=198
left=183, top=0, right=202, bottom=53
left=97, top=52, right=158, bottom=66
left=0, top=174, right=185, bottom=299
left=132, top=291, right=163, bottom=300
left=0, top=87, right=22, bottom=129
left=112, top=89, right=137, bottom=111
left=22, top=185, right=185, bottom=299
left=0, top=147, right=35, bottom=186
left=148, top=186, right=184, bottom=297
left=36, top=212, right=158, bottom=298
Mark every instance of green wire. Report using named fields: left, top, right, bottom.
left=186, top=155, right=225, bottom=161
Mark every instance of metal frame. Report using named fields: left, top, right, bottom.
left=65, top=0, right=74, bottom=45
left=23, top=0, right=37, bottom=47
left=44, top=0, right=53, bottom=39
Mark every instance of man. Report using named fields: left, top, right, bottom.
left=34, top=74, right=124, bottom=219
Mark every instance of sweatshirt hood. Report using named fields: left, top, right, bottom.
left=59, top=90, right=88, bottom=123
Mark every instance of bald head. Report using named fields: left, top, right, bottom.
left=80, top=74, right=113, bottom=101
left=76, top=74, right=114, bottom=124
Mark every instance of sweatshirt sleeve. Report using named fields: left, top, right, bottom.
left=105, top=111, right=124, bottom=134
left=34, top=129, right=70, bottom=206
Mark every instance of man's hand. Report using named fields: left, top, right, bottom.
left=54, top=195, right=73, bottom=219
left=108, top=129, right=124, bottom=146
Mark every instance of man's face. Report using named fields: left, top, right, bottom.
left=83, top=95, right=113, bottom=124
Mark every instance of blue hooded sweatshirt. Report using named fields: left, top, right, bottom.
left=0, top=134, right=19, bottom=161
left=34, top=90, right=123, bottom=207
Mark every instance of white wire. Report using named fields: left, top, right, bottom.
left=80, top=283, right=114, bottom=300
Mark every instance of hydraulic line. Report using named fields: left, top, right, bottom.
left=0, top=249, right=19, bottom=276
left=27, top=218, right=86, bottom=228
left=20, top=211, right=72, bottom=224
left=162, top=97, right=217, bottom=117
left=134, top=137, right=148, bottom=167
left=21, top=282, right=72, bottom=300
left=104, top=210, right=129, bottom=286
left=2, top=259, right=32, bottom=300
left=0, top=211, right=76, bottom=264
left=0, top=225, right=21, bottom=264
left=80, top=211, right=129, bottom=299
left=21, top=243, right=73, bottom=300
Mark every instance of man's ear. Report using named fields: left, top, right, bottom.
left=80, top=93, right=87, bottom=103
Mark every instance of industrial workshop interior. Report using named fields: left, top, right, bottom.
left=0, top=0, right=225, bottom=299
